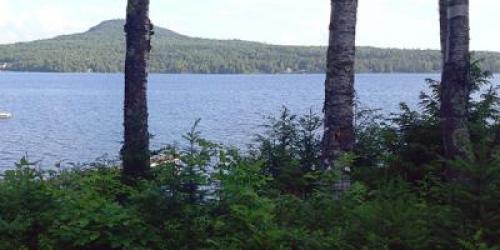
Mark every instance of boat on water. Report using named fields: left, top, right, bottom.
left=0, top=111, right=12, bottom=119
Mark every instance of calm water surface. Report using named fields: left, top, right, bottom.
left=0, top=73, right=497, bottom=168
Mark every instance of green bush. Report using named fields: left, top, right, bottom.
left=0, top=64, right=498, bottom=249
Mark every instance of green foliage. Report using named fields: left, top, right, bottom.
left=351, top=61, right=500, bottom=248
left=2, top=20, right=500, bottom=74
left=253, top=107, right=322, bottom=197
left=0, top=63, right=499, bottom=249
left=0, top=160, right=161, bottom=249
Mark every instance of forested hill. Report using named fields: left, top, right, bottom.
left=1, top=19, right=499, bottom=74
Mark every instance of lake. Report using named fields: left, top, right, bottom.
left=0, top=73, right=498, bottom=169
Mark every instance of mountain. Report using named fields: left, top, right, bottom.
left=0, top=19, right=499, bottom=74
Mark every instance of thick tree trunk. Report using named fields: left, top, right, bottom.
left=121, top=0, right=153, bottom=180
left=439, top=0, right=447, bottom=62
left=322, top=0, right=358, bottom=192
left=440, top=0, right=473, bottom=167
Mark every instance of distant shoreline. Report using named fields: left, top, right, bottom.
left=2, top=20, right=500, bottom=75
left=0, top=70, right=453, bottom=75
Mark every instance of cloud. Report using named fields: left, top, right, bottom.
left=0, top=3, right=83, bottom=43
left=0, top=0, right=123, bottom=44
left=0, top=0, right=11, bottom=24
left=0, top=0, right=498, bottom=51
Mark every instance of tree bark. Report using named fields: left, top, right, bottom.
left=440, top=0, right=473, bottom=167
left=121, top=0, right=153, bottom=180
left=439, top=0, right=448, bottom=63
left=322, top=0, right=358, bottom=191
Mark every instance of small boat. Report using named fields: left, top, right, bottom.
left=0, top=111, right=12, bottom=119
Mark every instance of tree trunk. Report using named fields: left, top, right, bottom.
left=121, top=0, right=153, bottom=180
left=440, top=0, right=473, bottom=167
left=439, top=0, right=447, bottom=62
left=322, top=0, right=358, bottom=192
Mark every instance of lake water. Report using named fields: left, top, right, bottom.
left=0, top=73, right=498, bottom=169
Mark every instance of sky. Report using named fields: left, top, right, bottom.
left=0, top=0, right=499, bottom=51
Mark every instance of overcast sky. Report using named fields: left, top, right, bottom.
left=0, top=0, right=498, bottom=51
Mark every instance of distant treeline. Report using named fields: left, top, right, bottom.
left=1, top=20, right=499, bottom=74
